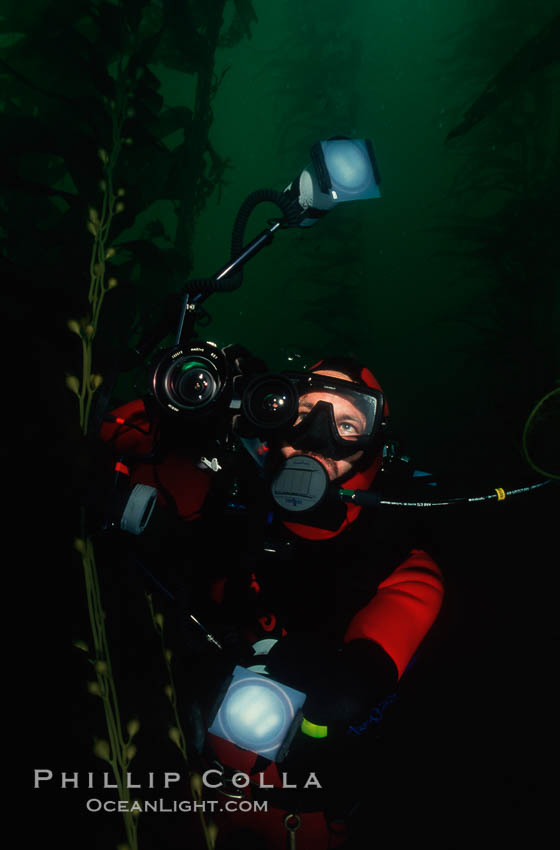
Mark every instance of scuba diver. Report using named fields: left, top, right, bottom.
left=90, top=135, right=552, bottom=848
left=98, top=352, right=444, bottom=850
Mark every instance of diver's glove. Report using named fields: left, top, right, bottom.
left=266, top=635, right=398, bottom=732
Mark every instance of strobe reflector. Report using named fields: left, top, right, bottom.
left=207, top=666, right=307, bottom=762
left=311, top=138, right=381, bottom=202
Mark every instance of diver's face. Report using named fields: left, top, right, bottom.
left=280, top=370, right=365, bottom=481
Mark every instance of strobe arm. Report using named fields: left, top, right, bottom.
left=135, top=189, right=300, bottom=357
left=174, top=220, right=282, bottom=346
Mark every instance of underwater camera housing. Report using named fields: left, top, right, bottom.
left=149, top=340, right=270, bottom=424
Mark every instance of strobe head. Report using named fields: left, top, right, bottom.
left=150, top=341, right=229, bottom=418
left=285, top=137, right=382, bottom=228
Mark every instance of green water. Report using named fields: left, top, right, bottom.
left=149, top=0, right=560, bottom=480
left=5, top=0, right=558, bottom=480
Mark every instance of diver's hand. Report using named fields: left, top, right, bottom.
left=266, top=635, right=398, bottom=731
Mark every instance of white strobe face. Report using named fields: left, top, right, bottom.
left=208, top=666, right=307, bottom=761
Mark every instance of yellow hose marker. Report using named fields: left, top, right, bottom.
left=301, top=717, right=328, bottom=738
left=495, top=488, right=506, bottom=501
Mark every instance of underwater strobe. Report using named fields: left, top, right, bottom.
left=285, top=138, right=381, bottom=227
left=208, top=666, right=307, bottom=762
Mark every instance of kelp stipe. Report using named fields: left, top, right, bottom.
left=68, top=67, right=141, bottom=850
left=147, top=596, right=218, bottom=849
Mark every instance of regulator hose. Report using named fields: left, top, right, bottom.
left=338, top=480, right=550, bottom=508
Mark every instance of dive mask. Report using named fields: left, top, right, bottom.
left=242, top=371, right=385, bottom=460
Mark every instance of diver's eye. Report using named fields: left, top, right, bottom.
left=336, top=419, right=363, bottom=440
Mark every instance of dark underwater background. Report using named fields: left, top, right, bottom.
left=6, top=1, right=558, bottom=847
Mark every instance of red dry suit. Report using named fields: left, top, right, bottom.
left=100, top=396, right=444, bottom=850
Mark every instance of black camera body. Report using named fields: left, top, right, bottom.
left=148, top=338, right=302, bottom=441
